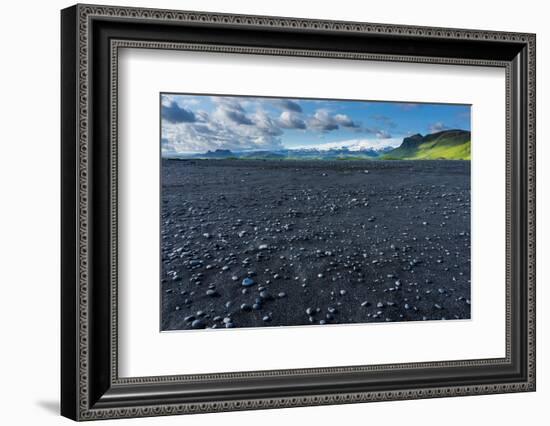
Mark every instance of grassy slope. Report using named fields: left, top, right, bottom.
left=382, top=132, right=471, bottom=160
left=407, top=140, right=470, bottom=160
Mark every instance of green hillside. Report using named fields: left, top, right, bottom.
left=382, top=129, right=471, bottom=160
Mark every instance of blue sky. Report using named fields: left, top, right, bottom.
left=161, top=94, right=470, bottom=156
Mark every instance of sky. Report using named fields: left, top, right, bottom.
left=160, top=93, right=471, bottom=156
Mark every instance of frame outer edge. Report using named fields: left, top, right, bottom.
left=67, top=4, right=536, bottom=420
left=61, top=4, right=80, bottom=421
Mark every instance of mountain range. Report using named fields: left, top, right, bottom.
left=169, top=129, right=471, bottom=161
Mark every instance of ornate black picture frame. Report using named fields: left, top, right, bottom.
left=61, top=4, right=536, bottom=421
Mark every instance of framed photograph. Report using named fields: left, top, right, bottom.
left=61, top=4, right=536, bottom=421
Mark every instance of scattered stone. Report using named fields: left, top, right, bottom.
left=241, top=277, right=255, bottom=287
left=191, top=319, right=205, bottom=329
left=240, top=303, right=252, bottom=312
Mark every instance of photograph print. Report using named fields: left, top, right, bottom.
left=160, top=93, right=471, bottom=331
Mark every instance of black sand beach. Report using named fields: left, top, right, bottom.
left=160, top=159, right=471, bottom=331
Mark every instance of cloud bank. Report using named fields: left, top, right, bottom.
left=160, top=95, right=466, bottom=155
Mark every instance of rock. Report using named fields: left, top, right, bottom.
left=241, top=277, right=255, bottom=287
left=361, top=301, right=370, bottom=307
left=278, top=292, right=287, bottom=298
left=240, top=303, right=252, bottom=312
left=258, top=244, right=269, bottom=250
left=206, top=289, right=218, bottom=297
left=262, top=315, right=272, bottom=322
left=376, top=302, right=384, bottom=308
left=259, top=290, right=273, bottom=300
left=339, top=289, right=347, bottom=296
left=191, top=319, right=205, bottom=329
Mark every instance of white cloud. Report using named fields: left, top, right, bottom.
left=162, top=99, right=285, bottom=153
left=308, top=109, right=340, bottom=132
left=429, top=121, right=449, bottom=133
left=334, top=113, right=360, bottom=128
left=277, top=111, right=306, bottom=129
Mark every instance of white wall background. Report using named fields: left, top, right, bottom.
left=0, top=0, right=546, bottom=424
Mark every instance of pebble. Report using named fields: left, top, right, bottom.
left=259, top=290, right=273, bottom=300
left=191, top=319, right=205, bottom=329
left=241, top=277, right=255, bottom=287
left=240, top=303, right=252, bottom=312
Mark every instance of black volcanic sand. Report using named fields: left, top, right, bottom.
left=161, top=159, right=471, bottom=331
